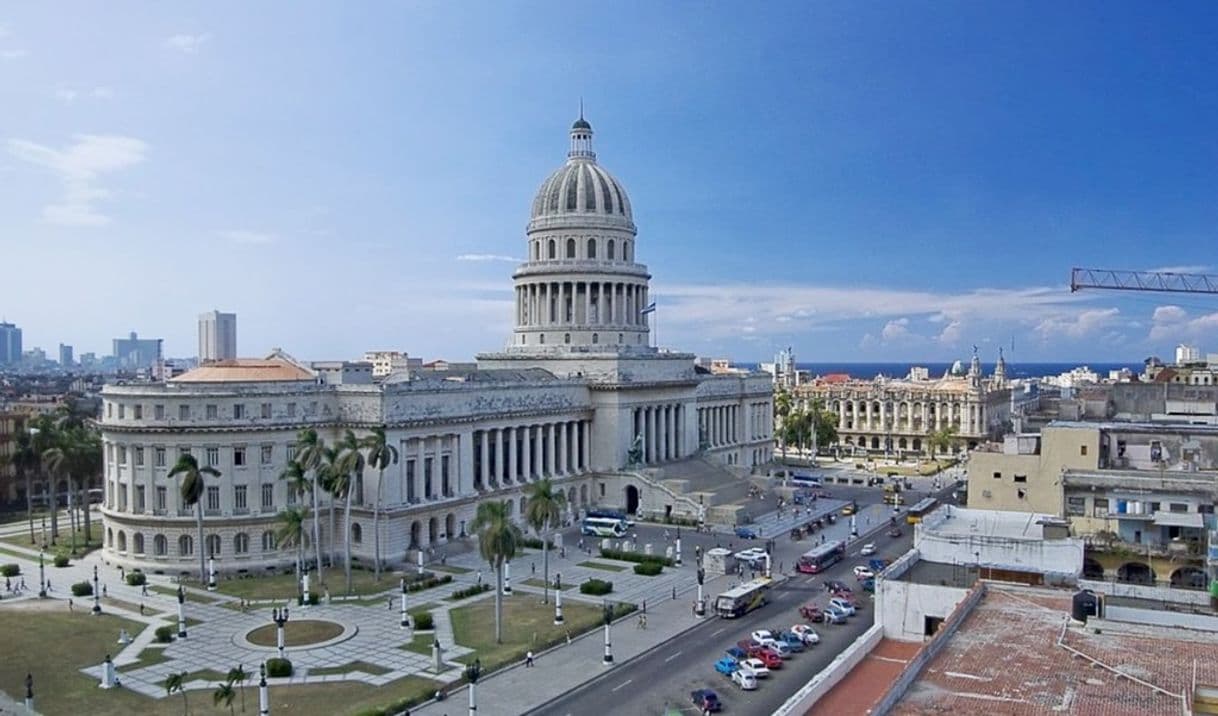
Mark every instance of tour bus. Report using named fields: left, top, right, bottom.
left=796, top=540, right=847, bottom=574
left=581, top=516, right=628, bottom=538
left=715, top=577, right=772, bottom=618
left=790, top=473, right=823, bottom=489
left=906, top=497, right=940, bottom=525
left=585, top=508, right=634, bottom=527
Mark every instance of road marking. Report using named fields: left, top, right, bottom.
left=611, top=679, right=633, bottom=692
left=711, top=626, right=726, bottom=637
left=664, top=650, right=683, bottom=663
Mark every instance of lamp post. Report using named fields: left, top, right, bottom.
left=694, top=545, right=706, bottom=617
left=399, top=577, right=409, bottom=629
left=272, top=607, right=290, bottom=660
left=601, top=601, right=614, bottom=665
left=465, top=658, right=482, bottom=716
left=850, top=512, right=858, bottom=539
left=301, top=567, right=310, bottom=605
left=38, top=550, right=46, bottom=598
left=553, top=573, right=564, bottom=625
left=258, top=663, right=269, bottom=716
left=208, top=553, right=217, bottom=591
left=503, top=561, right=512, bottom=595
left=91, top=565, right=102, bottom=614
left=176, top=585, right=187, bottom=638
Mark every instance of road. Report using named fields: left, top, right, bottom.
left=532, top=524, right=914, bottom=716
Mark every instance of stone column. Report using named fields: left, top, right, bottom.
left=582, top=420, right=592, bottom=471
left=658, top=406, right=668, bottom=462
left=649, top=407, right=659, bottom=463
left=534, top=425, right=543, bottom=479
left=547, top=423, right=556, bottom=477
left=521, top=426, right=532, bottom=481
left=479, top=431, right=489, bottom=489
left=555, top=422, right=565, bottom=476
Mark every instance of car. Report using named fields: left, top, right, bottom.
left=869, top=558, right=892, bottom=572
left=725, top=646, right=748, bottom=661
left=887, top=526, right=903, bottom=538
left=776, top=631, right=806, bottom=651
left=860, top=577, right=875, bottom=593
left=731, top=668, right=758, bottom=690
left=825, top=579, right=851, bottom=594
left=799, top=603, right=824, bottom=622
left=823, top=604, right=850, bottom=624
left=739, top=657, right=770, bottom=678
left=841, top=505, right=855, bottom=516
left=690, top=689, right=722, bottom=713
left=751, top=629, right=779, bottom=646
left=735, top=526, right=758, bottom=539
left=790, top=624, right=821, bottom=644
left=735, top=548, right=768, bottom=567
left=747, top=637, right=791, bottom=658
left=753, top=648, right=783, bottom=669
left=829, top=597, right=856, bottom=616
left=860, top=543, right=877, bottom=556
left=737, top=639, right=762, bottom=652
left=832, top=591, right=861, bottom=608
left=714, top=657, right=738, bottom=676
left=853, top=566, right=875, bottom=580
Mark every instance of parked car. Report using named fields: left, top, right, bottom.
left=751, top=629, right=780, bottom=647
left=739, top=657, right=770, bottom=678
left=749, top=636, right=791, bottom=658
left=887, top=526, right=902, bottom=538
left=860, top=543, right=877, bottom=556
left=714, top=657, right=739, bottom=676
left=776, top=631, right=806, bottom=651
left=736, top=548, right=768, bottom=567
left=752, top=648, right=783, bottom=669
left=831, top=591, right=861, bottom=608
left=829, top=597, right=856, bottom=616
left=725, top=646, right=748, bottom=661
left=737, top=639, right=762, bottom=652
left=790, top=624, right=821, bottom=644
left=860, top=578, right=876, bottom=593
left=841, top=504, right=856, bottom=516
left=731, top=668, right=758, bottom=691
left=735, top=526, right=758, bottom=539
left=823, top=604, right=850, bottom=624
left=825, top=579, right=852, bottom=594
left=799, top=603, right=824, bottom=622
left=868, top=558, right=892, bottom=572
left=853, top=566, right=875, bottom=580
left=690, top=689, right=722, bottom=713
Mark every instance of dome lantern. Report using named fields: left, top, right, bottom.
left=569, top=111, right=595, bottom=161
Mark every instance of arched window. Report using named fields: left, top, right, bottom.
left=548, top=240, right=556, bottom=259
left=587, top=238, right=596, bottom=258
left=106, top=527, right=113, bottom=547
left=564, top=333, right=571, bottom=344
left=179, top=534, right=193, bottom=556
left=592, top=333, right=599, bottom=344
left=206, top=534, right=221, bottom=557
left=607, top=239, right=615, bottom=260
left=154, top=534, right=167, bottom=556
left=531, top=242, right=538, bottom=261
left=352, top=523, right=363, bottom=544
left=618, top=333, right=623, bottom=343
left=133, top=533, right=145, bottom=554
left=566, top=238, right=576, bottom=258
left=539, top=335, right=546, bottom=345
left=624, top=241, right=632, bottom=261
left=117, top=531, right=127, bottom=552
left=234, top=533, right=250, bottom=554
left=261, top=531, right=276, bottom=551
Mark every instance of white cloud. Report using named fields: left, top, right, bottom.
left=219, top=230, right=277, bottom=245
left=6, top=134, right=148, bottom=226
left=54, top=88, right=79, bottom=104
left=0, top=49, right=27, bottom=60
left=456, top=254, right=521, bottom=263
left=937, top=320, right=964, bottom=346
left=1149, top=304, right=1218, bottom=342
left=1034, top=307, right=1120, bottom=341
left=165, top=33, right=210, bottom=53
left=881, top=317, right=914, bottom=343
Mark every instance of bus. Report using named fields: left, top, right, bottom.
left=790, top=473, right=823, bottom=489
left=796, top=540, right=847, bottom=574
left=585, top=508, right=634, bottom=527
left=715, top=577, right=772, bottom=618
left=906, top=497, right=940, bottom=525
left=581, top=516, right=628, bottom=538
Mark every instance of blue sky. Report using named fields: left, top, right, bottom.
left=2, top=2, right=1217, bottom=364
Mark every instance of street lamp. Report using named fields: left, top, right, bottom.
left=258, top=663, right=269, bottom=716
left=91, top=565, right=102, bottom=614
left=38, top=550, right=46, bottom=598
left=674, top=526, right=682, bottom=567
left=272, top=607, right=290, bottom=660
left=208, top=551, right=217, bottom=591
left=465, top=658, right=482, bottom=716
left=694, top=545, right=706, bottom=617
left=503, top=561, right=512, bottom=595
left=176, top=586, right=188, bottom=638
left=601, top=601, right=614, bottom=665
left=399, top=577, right=409, bottom=629
left=553, top=573, right=563, bottom=625
left=301, top=566, right=310, bottom=605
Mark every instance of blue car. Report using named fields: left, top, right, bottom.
left=777, top=632, right=806, bottom=651
left=714, top=657, right=738, bottom=676
left=725, top=646, right=748, bottom=661
left=735, top=526, right=758, bottom=539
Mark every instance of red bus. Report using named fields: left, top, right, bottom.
left=796, top=540, right=846, bottom=574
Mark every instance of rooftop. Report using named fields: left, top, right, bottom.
left=1048, top=419, right=1218, bottom=435
left=169, top=358, right=315, bottom=384
left=920, top=506, right=1064, bottom=541
left=810, top=639, right=921, bottom=716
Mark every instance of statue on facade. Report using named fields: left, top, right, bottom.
left=626, top=434, right=644, bottom=467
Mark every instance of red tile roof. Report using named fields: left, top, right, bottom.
left=819, top=373, right=853, bottom=384
left=812, top=639, right=921, bottom=716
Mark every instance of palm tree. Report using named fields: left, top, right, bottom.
left=292, top=429, right=327, bottom=582
left=165, top=671, right=188, bottom=715
left=335, top=430, right=366, bottom=594
left=29, top=415, right=59, bottom=543
left=316, top=446, right=343, bottom=571
left=8, top=431, right=40, bottom=544
left=225, top=664, right=249, bottom=713
left=41, top=441, right=76, bottom=554
left=167, top=454, right=221, bottom=585
left=275, top=506, right=310, bottom=581
left=524, top=479, right=565, bottom=604
left=72, top=427, right=102, bottom=544
left=927, top=425, right=957, bottom=460
left=471, top=500, right=521, bottom=644
left=774, top=390, right=792, bottom=460
left=361, top=426, right=398, bottom=581
left=213, top=680, right=235, bottom=716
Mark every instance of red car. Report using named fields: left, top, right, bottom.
left=749, top=647, right=783, bottom=669
left=799, top=604, right=824, bottom=622
left=737, top=639, right=762, bottom=652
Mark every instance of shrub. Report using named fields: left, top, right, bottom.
left=0, top=564, right=20, bottom=577
left=410, top=611, right=434, bottom=631
left=406, top=574, right=453, bottom=593
left=265, top=658, right=293, bottom=678
left=599, top=548, right=674, bottom=567
left=125, top=571, right=147, bottom=586
left=53, top=554, right=70, bottom=568
left=449, top=583, right=492, bottom=601
left=154, top=625, right=176, bottom=643
left=580, top=578, right=613, bottom=596
left=633, top=562, right=663, bottom=576
left=297, top=592, right=320, bottom=606
left=71, top=581, right=93, bottom=597
left=520, top=537, right=554, bottom=550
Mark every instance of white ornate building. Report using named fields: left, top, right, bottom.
left=99, top=116, right=774, bottom=575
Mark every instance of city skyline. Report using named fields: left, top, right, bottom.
left=3, top=3, right=1218, bottom=362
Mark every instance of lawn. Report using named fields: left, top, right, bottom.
left=309, top=660, right=392, bottom=677
left=431, top=564, right=473, bottom=574
left=577, top=560, right=626, bottom=572
left=0, top=533, right=102, bottom=556
left=148, top=584, right=220, bottom=605
left=520, top=577, right=574, bottom=590
left=212, top=568, right=404, bottom=601
left=117, top=646, right=172, bottom=673
left=399, top=632, right=435, bottom=656
left=247, top=619, right=344, bottom=647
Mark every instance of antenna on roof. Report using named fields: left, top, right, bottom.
left=579, top=97, right=585, bottom=121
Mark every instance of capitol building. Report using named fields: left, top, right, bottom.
left=99, top=116, right=774, bottom=575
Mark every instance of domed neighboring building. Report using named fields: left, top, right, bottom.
left=99, top=116, right=774, bottom=576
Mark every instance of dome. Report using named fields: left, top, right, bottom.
left=529, top=116, right=634, bottom=226
left=572, top=117, right=592, bottom=130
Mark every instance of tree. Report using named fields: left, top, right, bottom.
left=316, top=446, right=342, bottom=571
left=41, top=438, right=77, bottom=554
left=927, top=425, right=957, bottom=459
left=361, top=426, right=398, bottom=581
left=275, top=506, right=309, bottom=582
left=524, top=479, right=565, bottom=605
left=335, top=430, right=366, bottom=594
left=213, top=680, right=236, bottom=716
left=165, top=671, right=188, bottom=715
left=292, top=429, right=327, bottom=583
left=28, top=415, right=58, bottom=542
left=774, top=390, right=793, bottom=460
left=471, top=500, right=521, bottom=644
left=71, top=427, right=101, bottom=544
left=225, top=664, right=249, bottom=713
left=167, top=454, right=221, bottom=585
left=5, top=431, right=40, bottom=544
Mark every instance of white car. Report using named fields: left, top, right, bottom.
left=790, top=624, right=820, bottom=645
left=853, top=566, right=875, bottom=580
left=829, top=597, right=856, bottom=616
left=751, top=629, right=778, bottom=646
left=735, top=548, right=767, bottom=567
left=860, top=543, right=877, bottom=556
left=739, top=658, right=770, bottom=678
left=731, top=669, right=758, bottom=690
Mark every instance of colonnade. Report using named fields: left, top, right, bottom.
left=698, top=404, right=739, bottom=448
left=831, top=398, right=986, bottom=436
left=472, top=420, right=591, bottom=490
left=399, top=433, right=461, bottom=504
left=516, top=281, right=648, bottom=327
left=631, top=404, right=683, bottom=464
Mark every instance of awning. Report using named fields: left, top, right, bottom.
left=1154, top=511, right=1205, bottom=528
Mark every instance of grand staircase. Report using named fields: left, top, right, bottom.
left=624, top=456, right=774, bottom=526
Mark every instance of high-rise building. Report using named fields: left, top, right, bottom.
left=59, top=343, right=74, bottom=368
left=112, top=331, right=163, bottom=371
left=198, top=310, right=237, bottom=363
left=0, top=322, right=21, bottom=366
left=1176, top=344, right=1201, bottom=364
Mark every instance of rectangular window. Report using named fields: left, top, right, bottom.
left=1093, top=498, right=1109, bottom=517
left=1080, top=445, right=1088, bottom=456
left=206, top=447, right=219, bottom=466
left=424, top=457, right=433, bottom=499
left=135, top=485, right=146, bottom=512
left=261, top=445, right=273, bottom=465
left=992, top=471, right=1002, bottom=479
left=133, top=404, right=143, bottom=420
left=441, top=455, right=451, bottom=497
left=118, top=486, right=127, bottom=510
left=234, top=485, right=247, bottom=511
left=286, top=444, right=297, bottom=461
left=286, top=488, right=297, bottom=506
left=406, top=460, right=416, bottom=502
left=135, top=446, right=145, bottom=467
left=261, top=402, right=272, bottom=419
left=261, top=483, right=274, bottom=511
left=118, top=445, right=127, bottom=465
left=1170, top=502, right=1189, bottom=513
left=206, top=404, right=218, bottom=419
left=287, top=402, right=297, bottom=418
left=118, top=404, right=126, bottom=419
left=1013, top=474, right=1027, bottom=483
left=155, top=447, right=166, bottom=467
left=107, top=403, right=113, bottom=418
left=106, top=444, right=114, bottom=463
left=1067, top=496, right=1086, bottom=516
left=1150, top=501, right=1161, bottom=513
left=206, top=485, right=220, bottom=511
left=233, top=447, right=246, bottom=467
left=180, top=446, right=191, bottom=457
left=233, top=404, right=245, bottom=419
left=155, top=486, right=167, bottom=512
left=179, top=404, right=190, bottom=420
left=154, top=404, right=165, bottom=420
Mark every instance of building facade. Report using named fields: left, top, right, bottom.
left=0, top=412, right=28, bottom=509
left=113, top=332, right=163, bottom=371
left=0, top=322, right=21, bottom=366
left=99, top=116, right=774, bottom=575
left=198, top=311, right=237, bottom=363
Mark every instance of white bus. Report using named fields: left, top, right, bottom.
left=581, top=516, right=627, bottom=538
left=790, top=473, right=822, bottom=488
left=715, top=577, right=772, bottom=618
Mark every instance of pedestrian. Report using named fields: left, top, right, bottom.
left=139, top=603, right=145, bottom=615
left=103, top=584, right=108, bottom=597
left=476, top=571, right=482, bottom=586
left=531, top=562, right=536, bottom=576
left=566, top=630, right=572, bottom=646
left=20, top=577, right=26, bottom=591
left=642, top=614, right=647, bottom=629
left=68, top=599, right=74, bottom=612
left=5, top=577, right=9, bottom=592
left=637, top=614, right=643, bottom=629
left=388, top=597, right=393, bottom=611
left=141, top=584, right=148, bottom=597
left=525, top=650, right=534, bottom=667
left=692, top=601, right=697, bottom=617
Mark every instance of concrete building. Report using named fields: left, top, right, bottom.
left=58, top=343, right=73, bottom=368
left=112, top=331, right=163, bottom=372
left=1178, top=343, right=1202, bottom=364
left=0, top=321, right=21, bottom=366
left=98, top=115, right=774, bottom=575
left=363, top=350, right=420, bottom=378
left=198, top=310, right=237, bottom=363
left=0, top=412, right=28, bottom=509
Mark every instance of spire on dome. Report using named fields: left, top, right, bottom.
left=569, top=104, right=595, bottom=160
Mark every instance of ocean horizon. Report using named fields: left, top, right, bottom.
left=734, top=361, right=1144, bottom=380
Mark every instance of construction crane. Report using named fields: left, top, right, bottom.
left=1070, top=268, right=1218, bottom=295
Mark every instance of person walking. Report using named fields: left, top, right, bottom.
left=68, top=599, right=73, bottom=612
left=525, top=650, right=534, bottom=667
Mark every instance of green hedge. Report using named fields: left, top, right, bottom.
left=265, top=658, right=293, bottom=678
left=297, top=592, right=320, bottom=606
left=70, top=581, right=93, bottom=597
left=154, top=625, right=176, bottom=643
left=520, top=537, right=555, bottom=550
left=53, top=554, right=70, bottom=568
left=406, top=574, right=453, bottom=593
left=449, top=583, right=492, bottom=601
left=633, top=562, right=663, bottom=576
left=411, top=610, right=434, bottom=631
left=599, top=548, right=674, bottom=567
left=579, top=578, right=613, bottom=596
left=125, top=571, right=147, bottom=586
left=0, top=564, right=20, bottom=577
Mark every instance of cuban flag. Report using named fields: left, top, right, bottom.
left=641, top=302, right=657, bottom=315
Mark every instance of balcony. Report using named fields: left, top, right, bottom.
left=1085, top=532, right=1203, bottom=559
